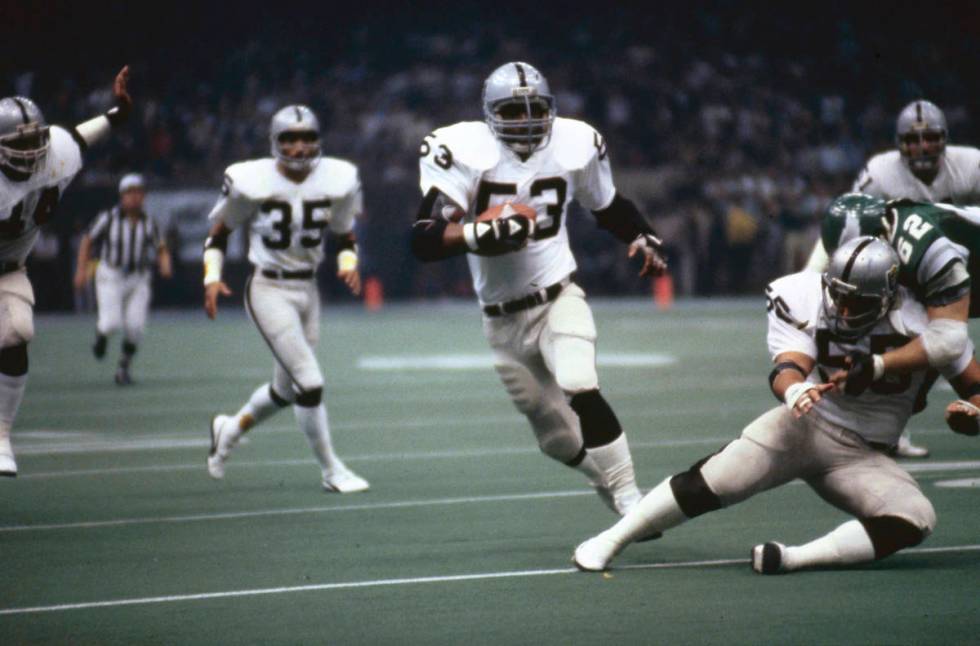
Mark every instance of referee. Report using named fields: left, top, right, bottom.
left=74, top=173, right=172, bottom=384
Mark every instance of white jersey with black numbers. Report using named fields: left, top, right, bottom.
left=766, top=270, right=974, bottom=445
left=207, top=157, right=362, bottom=273
left=853, top=145, right=980, bottom=204
left=0, top=126, right=82, bottom=264
left=419, top=117, right=616, bottom=305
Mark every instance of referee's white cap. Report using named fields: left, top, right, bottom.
left=118, top=173, right=146, bottom=194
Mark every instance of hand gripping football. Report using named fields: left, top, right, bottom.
left=477, top=202, right=536, bottom=223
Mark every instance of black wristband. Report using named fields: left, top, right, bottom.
left=769, top=361, right=807, bottom=400
left=105, top=100, right=131, bottom=128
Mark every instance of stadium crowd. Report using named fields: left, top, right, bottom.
left=7, top=4, right=979, bottom=305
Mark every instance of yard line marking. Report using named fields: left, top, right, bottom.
left=2, top=545, right=978, bottom=616
left=15, top=436, right=737, bottom=477
left=0, top=490, right=592, bottom=533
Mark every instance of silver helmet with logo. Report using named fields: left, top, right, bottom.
left=0, top=96, right=50, bottom=178
left=822, top=236, right=900, bottom=341
left=270, top=105, right=321, bottom=172
left=482, top=62, right=556, bottom=155
left=895, top=100, right=947, bottom=175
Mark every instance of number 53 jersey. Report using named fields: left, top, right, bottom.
left=765, top=271, right=974, bottom=445
left=208, top=157, right=362, bottom=272
left=419, top=117, right=615, bottom=305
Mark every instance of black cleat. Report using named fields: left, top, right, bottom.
left=92, top=335, right=107, bottom=360
left=751, top=542, right=786, bottom=575
left=114, top=366, right=132, bottom=386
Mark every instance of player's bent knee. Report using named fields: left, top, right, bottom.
left=294, top=387, right=323, bottom=407
left=670, top=459, right=723, bottom=518
left=569, top=389, right=622, bottom=448
left=0, top=343, right=28, bottom=377
left=0, top=301, right=34, bottom=347
left=861, top=515, right=930, bottom=560
left=269, top=385, right=292, bottom=407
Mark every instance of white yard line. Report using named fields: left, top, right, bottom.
left=2, top=545, right=978, bottom=617
left=0, top=490, right=592, bottom=533
left=15, top=435, right=737, bottom=477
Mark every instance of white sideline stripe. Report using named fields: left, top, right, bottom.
left=356, top=352, right=676, bottom=371
left=3, top=546, right=978, bottom=616
left=0, top=490, right=592, bottom=533
left=16, top=436, right=736, bottom=478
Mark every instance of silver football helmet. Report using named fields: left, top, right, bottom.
left=822, top=236, right=900, bottom=341
left=482, top=62, right=556, bottom=155
left=270, top=105, right=321, bottom=172
left=0, top=96, right=50, bottom=178
left=895, top=100, right=947, bottom=175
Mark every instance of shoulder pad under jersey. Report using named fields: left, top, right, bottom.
left=426, top=121, right=500, bottom=173
left=766, top=270, right=822, bottom=331
left=223, top=158, right=277, bottom=201
left=45, top=126, right=83, bottom=183
left=550, top=118, right=608, bottom=171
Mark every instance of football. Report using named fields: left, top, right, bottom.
left=476, top=202, right=537, bottom=222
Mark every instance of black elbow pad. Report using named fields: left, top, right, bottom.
left=592, top=194, right=655, bottom=243
left=411, top=218, right=450, bottom=261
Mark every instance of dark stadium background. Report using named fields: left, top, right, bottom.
left=4, top=0, right=979, bottom=309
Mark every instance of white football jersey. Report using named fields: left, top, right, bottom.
left=419, top=117, right=616, bottom=304
left=0, top=126, right=82, bottom=263
left=208, top=157, right=362, bottom=272
left=766, top=270, right=973, bottom=444
left=853, top=145, right=980, bottom=204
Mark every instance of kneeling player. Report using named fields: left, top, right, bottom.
left=574, top=237, right=980, bottom=573
left=202, top=105, right=368, bottom=493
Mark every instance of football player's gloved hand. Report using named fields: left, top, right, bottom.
left=107, top=65, right=132, bottom=126
left=945, top=399, right=980, bottom=436
left=628, top=233, right=668, bottom=277
left=843, top=352, right=884, bottom=396
left=462, top=214, right=534, bottom=256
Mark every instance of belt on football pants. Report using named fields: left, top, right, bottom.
left=0, top=262, right=23, bottom=276
left=482, top=280, right=568, bottom=317
left=260, top=268, right=315, bottom=280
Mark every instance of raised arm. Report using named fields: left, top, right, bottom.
left=71, top=66, right=132, bottom=150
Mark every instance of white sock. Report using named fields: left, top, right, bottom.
left=0, top=372, right=27, bottom=449
left=586, top=434, right=640, bottom=498
left=782, top=519, right=876, bottom=571
left=294, top=403, right=341, bottom=473
left=232, top=384, right=284, bottom=434
left=603, top=478, right=689, bottom=546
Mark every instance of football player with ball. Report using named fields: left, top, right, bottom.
left=412, top=62, right=667, bottom=518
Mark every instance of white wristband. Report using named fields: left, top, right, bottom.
left=75, top=115, right=112, bottom=147
left=872, top=354, right=885, bottom=381
left=203, top=248, right=224, bottom=286
left=337, top=249, right=358, bottom=272
left=461, top=222, right=479, bottom=251
left=784, top=381, right=818, bottom=411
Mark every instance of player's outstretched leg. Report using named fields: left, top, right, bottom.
left=573, top=474, right=692, bottom=572
left=0, top=343, right=29, bottom=477
left=208, top=382, right=290, bottom=479
left=292, top=388, right=369, bottom=493
left=751, top=516, right=928, bottom=574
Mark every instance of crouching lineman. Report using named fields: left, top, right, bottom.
left=202, top=105, right=368, bottom=493
left=411, top=62, right=667, bottom=515
left=0, top=67, right=132, bottom=476
left=574, top=237, right=980, bottom=573
left=74, top=173, right=173, bottom=385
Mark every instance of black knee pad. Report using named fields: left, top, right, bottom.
left=569, top=389, right=623, bottom=448
left=861, top=515, right=926, bottom=559
left=670, top=457, right=722, bottom=518
left=268, top=385, right=291, bottom=408
left=0, top=343, right=29, bottom=377
left=122, top=341, right=138, bottom=357
left=295, top=387, right=323, bottom=407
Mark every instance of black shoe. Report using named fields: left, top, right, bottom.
left=114, top=366, right=132, bottom=386
left=93, top=335, right=107, bottom=360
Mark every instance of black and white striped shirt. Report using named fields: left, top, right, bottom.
left=88, top=206, right=162, bottom=274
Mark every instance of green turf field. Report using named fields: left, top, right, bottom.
left=2, top=299, right=979, bottom=645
